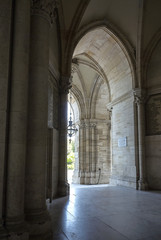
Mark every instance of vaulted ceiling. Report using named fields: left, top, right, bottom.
left=60, top=0, right=161, bottom=51
left=59, top=0, right=161, bottom=118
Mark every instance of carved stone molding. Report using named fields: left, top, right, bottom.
left=133, top=88, right=146, bottom=105
left=71, top=63, right=78, bottom=76
left=79, top=121, right=97, bottom=129
left=79, top=121, right=85, bottom=129
left=107, top=107, right=113, bottom=119
left=60, top=76, right=72, bottom=94
left=88, top=123, right=97, bottom=128
left=106, top=90, right=133, bottom=109
left=31, top=0, right=58, bottom=24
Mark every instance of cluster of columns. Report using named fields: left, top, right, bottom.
left=0, top=0, right=69, bottom=239
left=76, top=120, right=97, bottom=184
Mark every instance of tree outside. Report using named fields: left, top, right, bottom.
left=67, top=139, right=75, bottom=170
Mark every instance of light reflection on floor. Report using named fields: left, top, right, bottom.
left=48, top=180, right=161, bottom=239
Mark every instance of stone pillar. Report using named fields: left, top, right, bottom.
left=107, top=121, right=111, bottom=171
left=0, top=1, right=12, bottom=238
left=78, top=121, right=85, bottom=183
left=91, top=124, right=96, bottom=172
left=133, top=89, right=148, bottom=190
left=4, top=0, right=30, bottom=238
left=76, top=121, right=97, bottom=184
left=107, top=106, right=115, bottom=185
left=85, top=121, right=90, bottom=184
left=58, top=77, right=71, bottom=196
left=85, top=120, right=90, bottom=171
left=91, top=123, right=97, bottom=184
left=25, top=1, right=57, bottom=238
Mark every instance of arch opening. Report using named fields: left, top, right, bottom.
left=69, top=26, right=137, bottom=188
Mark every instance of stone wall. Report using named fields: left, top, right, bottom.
left=146, top=39, right=161, bottom=189
left=96, top=121, right=111, bottom=183
left=110, top=95, right=136, bottom=188
left=95, top=82, right=111, bottom=183
left=146, top=135, right=161, bottom=189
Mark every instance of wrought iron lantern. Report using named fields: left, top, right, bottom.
left=67, top=94, right=78, bottom=143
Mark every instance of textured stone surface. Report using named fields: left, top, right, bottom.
left=72, top=80, right=111, bottom=184
left=146, top=38, right=161, bottom=189
left=0, top=0, right=12, bottom=225
left=146, top=94, right=161, bottom=135
left=2, top=1, right=161, bottom=239
left=146, top=135, right=161, bottom=189
left=110, top=95, right=136, bottom=187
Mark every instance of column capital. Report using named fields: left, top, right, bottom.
left=133, top=88, right=146, bottom=105
left=107, top=106, right=113, bottom=119
left=79, top=120, right=97, bottom=129
left=31, top=0, right=59, bottom=24
left=60, top=76, right=72, bottom=94
left=79, top=121, right=85, bottom=129
left=87, top=122, right=97, bottom=128
left=71, top=62, right=79, bottom=75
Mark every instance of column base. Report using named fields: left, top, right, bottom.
left=138, top=179, right=148, bottom=190
left=73, top=171, right=100, bottom=185
left=25, top=209, right=52, bottom=240
left=57, top=181, right=70, bottom=197
left=5, top=217, right=29, bottom=240
left=0, top=224, right=8, bottom=240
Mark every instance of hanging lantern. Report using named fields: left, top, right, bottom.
left=67, top=94, right=78, bottom=143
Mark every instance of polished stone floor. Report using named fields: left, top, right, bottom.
left=47, top=184, right=161, bottom=240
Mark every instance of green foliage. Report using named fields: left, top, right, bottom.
left=71, top=141, right=75, bottom=152
left=67, top=140, right=75, bottom=170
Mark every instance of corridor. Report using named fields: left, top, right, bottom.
left=48, top=185, right=161, bottom=240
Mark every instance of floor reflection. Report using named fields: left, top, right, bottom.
left=48, top=184, right=161, bottom=240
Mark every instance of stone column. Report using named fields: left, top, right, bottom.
left=25, top=1, right=57, bottom=238
left=85, top=121, right=90, bottom=172
left=133, top=89, right=148, bottom=190
left=4, top=0, right=30, bottom=238
left=0, top=2, right=12, bottom=238
left=107, top=106, right=115, bottom=185
left=91, top=123, right=97, bottom=172
left=78, top=121, right=85, bottom=184
left=85, top=121, right=90, bottom=184
left=107, top=121, right=111, bottom=171
left=91, top=123, right=97, bottom=184
left=77, top=121, right=97, bottom=184
left=58, top=77, right=71, bottom=196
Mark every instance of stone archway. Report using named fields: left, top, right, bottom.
left=70, top=26, right=137, bottom=187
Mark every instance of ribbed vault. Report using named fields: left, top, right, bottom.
left=72, top=27, right=133, bottom=103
